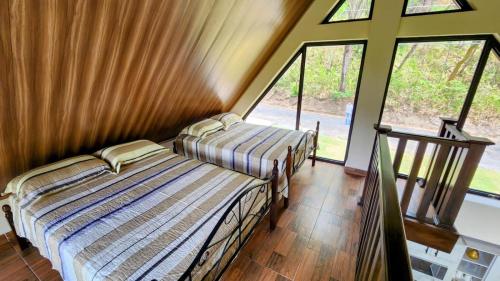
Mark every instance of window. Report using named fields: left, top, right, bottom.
left=382, top=39, right=485, bottom=133
left=246, top=42, right=366, bottom=164
left=380, top=36, right=500, bottom=198
left=301, top=44, right=365, bottom=162
left=323, top=0, right=374, bottom=23
left=246, top=53, right=302, bottom=130
left=404, top=0, right=472, bottom=16
left=462, top=49, right=500, bottom=196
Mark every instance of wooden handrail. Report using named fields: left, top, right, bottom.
left=375, top=124, right=494, bottom=147
left=376, top=121, right=494, bottom=229
left=356, top=133, right=413, bottom=281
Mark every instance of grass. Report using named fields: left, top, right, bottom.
left=395, top=151, right=500, bottom=195
left=317, top=135, right=346, bottom=161
left=470, top=168, right=500, bottom=195
left=317, top=134, right=500, bottom=195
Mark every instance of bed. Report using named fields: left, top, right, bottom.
left=174, top=116, right=319, bottom=207
left=1, top=148, right=280, bottom=281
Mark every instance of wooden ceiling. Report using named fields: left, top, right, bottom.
left=0, top=0, right=313, bottom=188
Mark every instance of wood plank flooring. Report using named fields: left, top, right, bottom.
left=0, top=160, right=364, bottom=281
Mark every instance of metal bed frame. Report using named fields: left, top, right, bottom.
left=1, top=160, right=282, bottom=281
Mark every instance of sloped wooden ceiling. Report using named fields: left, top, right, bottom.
left=0, top=0, right=313, bottom=187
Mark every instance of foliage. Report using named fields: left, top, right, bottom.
left=271, top=45, right=363, bottom=101
left=270, top=41, right=499, bottom=125
left=329, top=0, right=372, bottom=21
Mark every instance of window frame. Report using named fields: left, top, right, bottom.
left=377, top=34, right=500, bottom=200
left=244, top=40, right=368, bottom=165
left=321, top=0, right=375, bottom=24
left=402, top=0, right=472, bottom=17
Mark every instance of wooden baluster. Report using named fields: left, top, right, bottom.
left=433, top=145, right=459, bottom=209
left=400, top=141, right=427, bottom=214
left=438, top=143, right=486, bottom=226
left=417, top=144, right=451, bottom=220
left=393, top=138, right=407, bottom=176
left=367, top=242, right=383, bottom=281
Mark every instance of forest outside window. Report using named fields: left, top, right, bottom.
left=323, top=0, right=374, bottom=23
left=403, top=0, right=472, bottom=16
left=246, top=53, right=302, bottom=130
left=381, top=37, right=499, bottom=197
left=246, top=42, right=366, bottom=164
left=462, top=49, right=500, bottom=197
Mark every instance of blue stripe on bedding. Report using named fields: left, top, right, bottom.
left=134, top=179, right=257, bottom=281
left=33, top=155, right=180, bottom=234
left=57, top=162, right=205, bottom=278
left=231, top=126, right=272, bottom=170
left=89, top=171, right=235, bottom=281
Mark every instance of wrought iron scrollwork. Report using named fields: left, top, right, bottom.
left=180, top=177, right=273, bottom=281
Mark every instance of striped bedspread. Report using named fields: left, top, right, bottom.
left=11, top=151, right=267, bottom=281
left=175, top=122, right=315, bottom=191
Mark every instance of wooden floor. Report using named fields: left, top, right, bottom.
left=0, top=161, right=364, bottom=281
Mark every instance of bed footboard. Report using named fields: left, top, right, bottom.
left=180, top=160, right=279, bottom=281
left=284, top=146, right=292, bottom=209
left=312, top=121, right=320, bottom=167
left=2, top=203, right=30, bottom=250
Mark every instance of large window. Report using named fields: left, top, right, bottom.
left=301, top=44, right=365, bottom=161
left=403, top=0, right=472, bottom=16
left=463, top=50, right=500, bottom=196
left=381, top=36, right=499, bottom=197
left=246, top=42, right=366, bottom=164
left=246, top=54, right=301, bottom=130
left=382, top=39, right=484, bottom=133
left=323, top=0, right=374, bottom=23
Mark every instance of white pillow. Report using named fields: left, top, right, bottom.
left=180, top=119, right=225, bottom=138
left=210, top=112, right=243, bottom=130
left=95, top=140, right=168, bottom=173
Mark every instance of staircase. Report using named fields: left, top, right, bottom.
left=355, top=119, right=493, bottom=280
left=377, top=118, right=493, bottom=253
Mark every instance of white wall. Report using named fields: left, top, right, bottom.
left=456, top=194, right=500, bottom=246
left=486, top=257, right=500, bottom=281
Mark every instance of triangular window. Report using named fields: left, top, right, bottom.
left=246, top=53, right=302, bottom=130
left=323, top=0, right=374, bottom=23
left=404, top=0, right=472, bottom=16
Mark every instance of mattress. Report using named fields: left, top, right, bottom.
left=10, top=151, right=268, bottom=281
left=175, top=122, right=315, bottom=196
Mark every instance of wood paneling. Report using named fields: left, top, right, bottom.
left=0, top=0, right=313, bottom=187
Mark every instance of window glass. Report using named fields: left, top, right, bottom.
left=301, top=44, right=364, bottom=161
left=326, top=0, right=373, bottom=22
left=381, top=40, right=485, bottom=183
left=246, top=54, right=301, bottom=130
left=405, top=0, right=462, bottom=15
left=382, top=40, right=485, bottom=134
left=463, top=50, right=500, bottom=195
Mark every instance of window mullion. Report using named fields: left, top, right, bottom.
left=296, top=46, right=307, bottom=130
left=456, top=39, right=493, bottom=130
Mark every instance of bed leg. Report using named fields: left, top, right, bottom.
left=284, top=146, right=292, bottom=209
left=2, top=205, right=29, bottom=250
left=312, top=121, right=320, bottom=167
left=172, top=140, right=177, bottom=154
left=270, top=159, right=279, bottom=231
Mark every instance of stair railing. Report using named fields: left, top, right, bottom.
left=356, top=126, right=413, bottom=281
left=383, top=119, right=493, bottom=227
